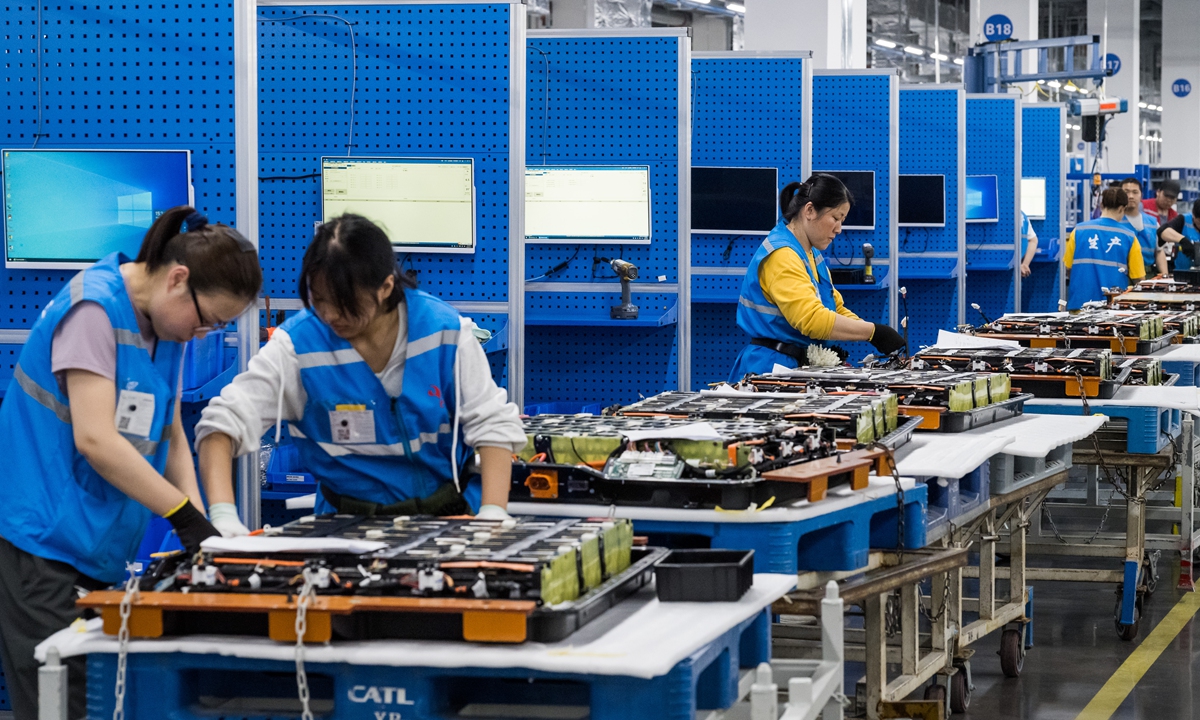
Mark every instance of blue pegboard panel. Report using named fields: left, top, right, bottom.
left=687, top=54, right=807, bottom=387
left=812, top=71, right=897, bottom=352
left=257, top=5, right=516, bottom=304
left=965, top=95, right=1019, bottom=321
left=898, top=86, right=964, bottom=348
left=522, top=32, right=685, bottom=404
left=1021, top=104, right=1065, bottom=312
left=1, top=2, right=237, bottom=328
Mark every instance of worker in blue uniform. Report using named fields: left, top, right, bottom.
left=196, top=214, right=527, bottom=528
left=1118, top=177, right=1164, bottom=276
left=0, top=207, right=262, bottom=720
left=1064, top=187, right=1147, bottom=310
left=728, top=174, right=906, bottom=381
left=1156, top=201, right=1200, bottom=273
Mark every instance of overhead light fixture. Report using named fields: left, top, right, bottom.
left=1140, top=135, right=1147, bottom=140
left=726, top=2, right=745, bottom=11
left=930, top=52, right=949, bottom=62
left=1047, top=80, right=1062, bottom=89
left=1037, top=80, right=1045, bottom=85
left=692, top=0, right=711, bottom=4
left=1138, top=101, right=1148, bottom=108
left=1156, top=105, right=1164, bottom=112
left=953, top=58, right=964, bottom=65
left=874, top=38, right=897, bottom=49
left=1062, top=85, right=1075, bottom=93
left=904, top=46, right=924, bottom=56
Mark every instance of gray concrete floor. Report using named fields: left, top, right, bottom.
left=839, top=559, right=1200, bottom=719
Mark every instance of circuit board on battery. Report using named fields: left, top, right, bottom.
left=78, top=516, right=661, bottom=644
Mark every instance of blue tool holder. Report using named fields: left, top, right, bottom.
left=521, top=30, right=688, bottom=406
left=812, top=70, right=899, bottom=362
left=256, top=2, right=521, bottom=390
left=965, top=94, right=1021, bottom=322
left=687, top=52, right=811, bottom=388
left=898, top=86, right=965, bottom=349
left=1021, top=104, right=1067, bottom=313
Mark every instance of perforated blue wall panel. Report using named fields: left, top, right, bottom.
left=813, top=72, right=894, bottom=362
left=522, top=34, right=683, bottom=404
left=257, top=4, right=515, bottom=305
left=899, top=87, right=962, bottom=349
left=1021, top=105, right=1064, bottom=312
left=1, top=1, right=237, bottom=328
left=688, top=55, right=806, bottom=387
left=965, top=95, right=1018, bottom=321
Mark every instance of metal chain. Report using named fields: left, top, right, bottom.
left=1042, top=488, right=1116, bottom=545
left=112, top=564, right=140, bottom=720
left=295, top=569, right=317, bottom=720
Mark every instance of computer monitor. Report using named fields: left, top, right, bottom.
left=691, top=166, right=778, bottom=235
left=812, top=170, right=875, bottom=230
left=2, top=149, right=193, bottom=269
left=897, top=174, right=946, bottom=227
left=525, top=165, right=652, bottom=243
left=966, top=175, right=1000, bottom=223
left=321, top=157, right=476, bottom=254
left=1021, top=177, right=1047, bottom=220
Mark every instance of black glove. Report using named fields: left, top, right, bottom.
left=869, top=323, right=907, bottom=355
left=166, top=498, right=221, bottom=554
left=1181, top=237, right=1194, bottom=259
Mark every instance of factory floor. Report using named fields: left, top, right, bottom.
left=844, top=557, right=1200, bottom=720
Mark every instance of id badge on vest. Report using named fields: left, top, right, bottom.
left=115, top=389, right=156, bottom=438
left=330, top=404, right=376, bottom=444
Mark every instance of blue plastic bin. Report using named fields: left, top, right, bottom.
left=182, top=329, right=225, bottom=390
left=265, top=442, right=317, bottom=492
left=523, top=402, right=605, bottom=416
left=1027, top=403, right=1180, bottom=454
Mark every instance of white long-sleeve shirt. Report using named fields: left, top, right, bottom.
left=195, top=314, right=526, bottom=458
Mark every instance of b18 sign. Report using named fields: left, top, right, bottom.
left=984, top=14, right=1014, bottom=42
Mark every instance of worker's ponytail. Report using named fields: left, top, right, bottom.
left=136, top=206, right=262, bottom=301
left=780, top=174, right=855, bottom=223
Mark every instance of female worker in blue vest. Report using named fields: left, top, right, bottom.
left=728, top=175, right=907, bottom=381
left=0, top=207, right=262, bottom=719
left=195, top=214, right=526, bottom=529
left=1064, top=187, right=1147, bottom=310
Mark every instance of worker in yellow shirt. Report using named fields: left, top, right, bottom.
left=728, top=174, right=906, bottom=381
left=1063, top=186, right=1146, bottom=310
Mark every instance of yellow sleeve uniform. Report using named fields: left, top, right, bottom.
left=1063, top=230, right=1145, bottom=278
left=758, top=247, right=859, bottom=341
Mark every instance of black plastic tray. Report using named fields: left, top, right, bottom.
left=1137, top=332, right=1178, bottom=355
left=1011, top=366, right=1130, bottom=400
left=511, top=460, right=859, bottom=509
left=914, top=393, right=1032, bottom=433
left=875, top=415, right=923, bottom=450
left=655, top=549, right=754, bottom=602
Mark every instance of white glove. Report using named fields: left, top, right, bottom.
left=209, top=502, right=251, bottom=537
left=474, top=504, right=512, bottom=521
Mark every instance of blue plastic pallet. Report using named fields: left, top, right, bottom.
left=636, top=485, right=927, bottom=574
left=1161, top=359, right=1200, bottom=387
left=86, top=609, right=770, bottom=720
left=1027, top=403, right=1181, bottom=454
left=920, top=461, right=990, bottom=536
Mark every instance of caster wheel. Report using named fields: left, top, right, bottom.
left=924, top=683, right=946, bottom=702
left=1000, top=628, right=1025, bottom=678
left=951, top=670, right=971, bottom=713
left=1114, top=599, right=1141, bottom=641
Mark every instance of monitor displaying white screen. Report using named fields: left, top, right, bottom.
left=691, top=166, right=778, bottom=234
left=3, top=149, right=193, bottom=269
left=1021, top=177, right=1047, bottom=220
left=812, top=170, right=875, bottom=230
left=321, top=157, right=476, bottom=253
left=966, top=175, right=1000, bottom=223
left=525, top=166, right=652, bottom=243
left=897, top=174, right=946, bottom=227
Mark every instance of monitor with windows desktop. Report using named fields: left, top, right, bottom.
left=2, top=149, right=193, bottom=269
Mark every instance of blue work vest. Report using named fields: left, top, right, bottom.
left=1177, top=223, right=1199, bottom=272
left=1121, top=212, right=1159, bottom=271
left=729, top=220, right=840, bottom=381
left=1067, top=218, right=1138, bottom=310
left=282, top=288, right=476, bottom=514
left=0, top=254, right=182, bottom=583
